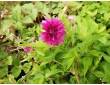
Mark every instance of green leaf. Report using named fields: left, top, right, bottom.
left=35, top=41, right=49, bottom=49
left=63, top=48, right=78, bottom=71
left=60, top=15, right=74, bottom=39
left=45, top=65, right=62, bottom=78
left=12, top=56, right=20, bottom=66
left=82, top=56, right=93, bottom=76
left=8, top=75, right=16, bottom=84
left=93, top=71, right=104, bottom=78
left=7, top=56, right=13, bottom=65
left=11, top=4, right=22, bottom=21
left=11, top=66, right=21, bottom=78
left=23, top=16, right=33, bottom=24
left=27, top=73, right=44, bottom=84
left=0, top=49, right=7, bottom=60
left=76, top=16, right=98, bottom=40
left=22, top=3, right=37, bottom=19
left=92, top=55, right=102, bottom=71
left=103, top=54, right=110, bottom=63
left=102, top=62, right=110, bottom=83
left=0, top=66, right=8, bottom=78
left=15, top=21, right=24, bottom=30
left=22, top=62, right=32, bottom=73
left=30, top=64, right=40, bottom=76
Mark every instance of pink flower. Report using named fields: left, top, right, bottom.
left=68, top=15, right=75, bottom=21
left=23, top=46, right=33, bottom=53
left=40, top=18, right=65, bottom=46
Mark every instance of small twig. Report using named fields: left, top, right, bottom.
left=74, top=70, right=80, bottom=84
left=70, top=68, right=80, bottom=84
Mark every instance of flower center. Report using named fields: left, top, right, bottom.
left=48, top=28, right=57, bottom=40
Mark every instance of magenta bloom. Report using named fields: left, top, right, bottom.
left=40, top=18, right=65, bottom=46
left=23, top=46, right=33, bottom=53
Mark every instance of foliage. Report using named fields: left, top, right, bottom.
left=0, top=1, right=110, bottom=84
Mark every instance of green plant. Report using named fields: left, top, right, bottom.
left=0, top=1, right=110, bottom=84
